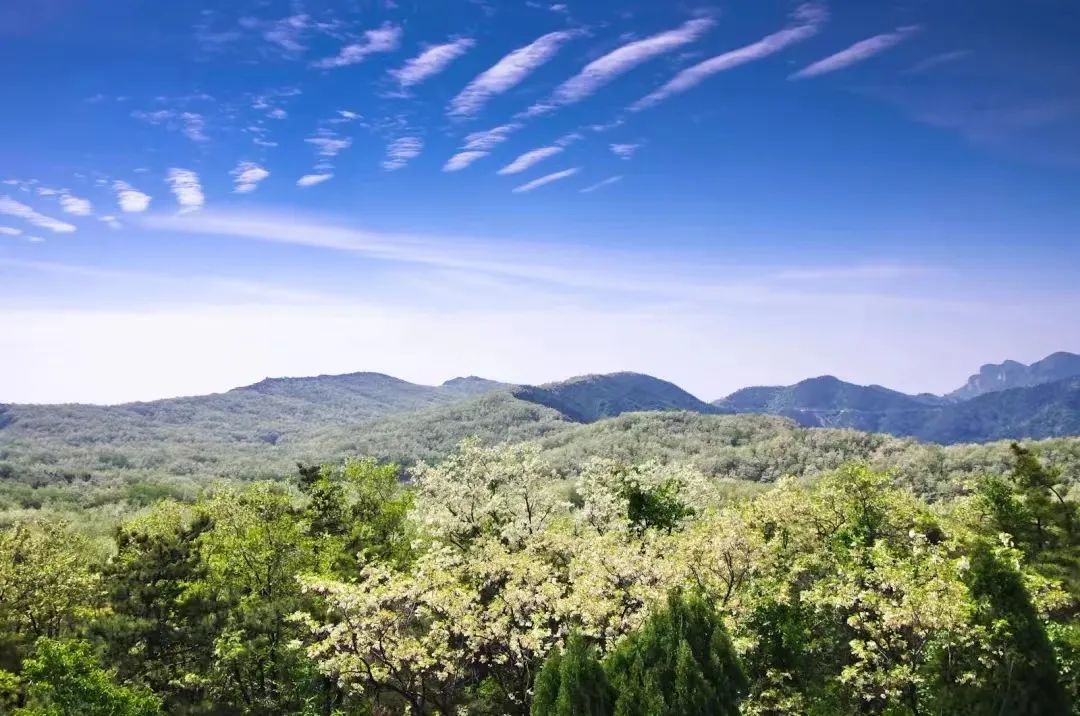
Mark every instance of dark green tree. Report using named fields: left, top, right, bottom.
left=299, top=458, right=414, bottom=574
left=603, top=591, right=746, bottom=716
left=531, top=632, right=614, bottom=716
left=96, top=504, right=221, bottom=711
left=1006, top=443, right=1076, bottom=552
left=930, top=544, right=1071, bottom=715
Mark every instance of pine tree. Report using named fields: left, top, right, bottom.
left=531, top=633, right=613, bottom=716
left=604, top=590, right=746, bottom=716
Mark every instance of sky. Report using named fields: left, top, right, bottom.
left=2, top=0, right=1079, bottom=404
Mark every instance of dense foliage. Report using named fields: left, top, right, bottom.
left=0, top=436, right=1076, bottom=714
left=5, top=406, right=1080, bottom=541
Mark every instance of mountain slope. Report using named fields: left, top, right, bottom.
left=947, top=351, right=1080, bottom=401
left=0, top=372, right=510, bottom=482
left=512, top=372, right=724, bottom=423
left=714, top=376, right=939, bottom=432
left=713, top=374, right=1080, bottom=443
left=912, top=376, right=1080, bottom=443
left=718, top=375, right=934, bottom=413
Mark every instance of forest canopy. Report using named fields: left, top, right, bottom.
left=0, top=439, right=1077, bottom=714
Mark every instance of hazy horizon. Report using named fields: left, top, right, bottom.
left=3, top=0, right=1079, bottom=403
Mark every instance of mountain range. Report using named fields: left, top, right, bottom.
left=1, top=351, right=1078, bottom=482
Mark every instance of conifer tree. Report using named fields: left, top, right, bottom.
left=531, top=632, right=613, bottom=716
left=603, top=591, right=746, bottom=716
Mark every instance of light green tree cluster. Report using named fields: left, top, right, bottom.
left=0, top=439, right=1075, bottom=714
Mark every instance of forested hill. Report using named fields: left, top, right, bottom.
left=3, top=355, right=1080, bottom=491
left=511, top=372, right=725, bottom=422
left=711, top=374, right=1080, bottom=441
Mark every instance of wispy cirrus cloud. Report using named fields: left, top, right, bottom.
left=166, top=169, right=205, bottom=213
left=231, top=161, right=270, bottom=193
left=632, top=4, right=826, bottom=111
left=512, top=167, right=579, bottom=193
left=113, top=181, right=152, bottom=213
left=312, top=23, right=401, bottom=69
left=297, top=173, right=333, bottom=187
left=497, top=146, right=563, bottom=175
left=443, top=123, right=521, bottom=171
left=0, top=226, right=23, bottom=236
left=131, top=109, right=209, bottom=142
left=580, top=175, right=623, bottom=193
left=904, top=49, right=971, bottom=75
left=448, top=30, right=580, bottom=118
left=59, top=193, right=93, bottom=216
left=263, top=14, right=309, bottom=55
left=610, top=143, right=640, bottom=159
left=391, top=38, right=475, bottom=90
left=443, top=151, right=488, bottom=172
left=305, top=130, right=352, bottom=157
left=791, top=25, right=920, bottom=79
left=382, top=137, right=424, bottom=171
left=524, top=18, right=715, bottom=118
left=0, top=196, right=77, bottom=233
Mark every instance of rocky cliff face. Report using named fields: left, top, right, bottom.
left=947, top=352, right=1080, bottom=401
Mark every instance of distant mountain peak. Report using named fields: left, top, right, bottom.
left=947, top=351, right=1080, bottom=401
left=513, top=372, right=721, bottom=423
left=439, top=376, right=509, bottom=395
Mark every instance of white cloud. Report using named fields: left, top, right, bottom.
left=610, top=143, right=639, bottom=159
left=580, top=175, right=623, bottom=193
left=25, top=235, right=45, bottom=243
left=337, top=110, right=360, bottom=121
left=297, top=173, right=333, bottom=187
left=0, top=196, right=77, bottom=233
left=305, top=132, right=352, bottom=157
left=312, top=23, right=402, bottom=69
left=180, top=113, right=207, bottom=142
left=0, top=226, right=23, bottom=236
left=264, top=14, right=308, bottom=54
left=524, top=18, right=714, bottom=117
left=132, top=109, right=172, bottom=125
left=391, top=38, right=475, bottom=89
left=132, top=109, right=208, bottom=142
left=443, top=123, right=522, bottom=172
left=448, top=30, right=580, bottom=117
left=791, top=25, right=920, bottom=79
left=113, top=180, right=152, bottom=213
left=166, top=169, right=205, bottom=212
left=59, top=193, right=93, bottom=216
left=465, top=123, right=521, bottom=151
left=382, top=137, right=424, bottom=171
left=512, top=168, right=579, bottom=193
left=631, top=4, right=826, bottom=111
left=497, top=146, right=563, bottom=175
left=443, top=151, right=489, bottom=172
left=904, top=49, right=971, bottom=75
left=232, top=161, right=270, bottom=193
left=99, top=215, right=122, bottom=229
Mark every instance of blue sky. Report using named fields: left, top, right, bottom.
left=1, top=0, right=1079, bottom=403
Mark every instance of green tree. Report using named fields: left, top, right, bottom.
left=603, top=591, right=746, bottom=716
left=95, top=502, right=221, bottom=711
left=197, top=483, right=331, bottom=714
left=1005, top=443, right=1077, bottom=553
left=959, top=545, right=1069, bottom=715
left=0, top=521, right=100, bottom=672
left=299, top=458, right=414, bottom=574
left=531, top=633, right=614, bottom=716
left=15, top=638, right=161, bottom=716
